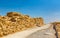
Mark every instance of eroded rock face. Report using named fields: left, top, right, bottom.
left=52, top=22, right=60, bottom=38
left=0, top=12, right=44, bottom=37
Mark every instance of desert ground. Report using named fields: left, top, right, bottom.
left=1, top=24, right=56, bottom=38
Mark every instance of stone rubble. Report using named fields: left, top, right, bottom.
left=0, top=12, right=44, bottom=37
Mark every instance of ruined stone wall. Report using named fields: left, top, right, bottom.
left=0, top=12, right=44, bottom=37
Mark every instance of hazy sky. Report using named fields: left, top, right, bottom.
left=0, top=0, right=60, bottom=23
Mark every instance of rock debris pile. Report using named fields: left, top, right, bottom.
left=0, top=12, right=44, bottom=37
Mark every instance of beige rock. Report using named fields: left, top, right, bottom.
left=52, top=22, right=60, bottom=38
left=0, top=12, right=44, bottom=37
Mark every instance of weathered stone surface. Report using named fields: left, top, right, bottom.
left=0, top=12, right=44, bottom=37
left=52, top=22, right=60, bottom=38
left=7, top=12, right=21, bottom=17
left=32, top=17, right=44, bottom=27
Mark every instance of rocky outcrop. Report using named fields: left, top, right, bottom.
left=52, top=22, right=60, bottom=38
left=0, top=12, right=44, bottom=37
